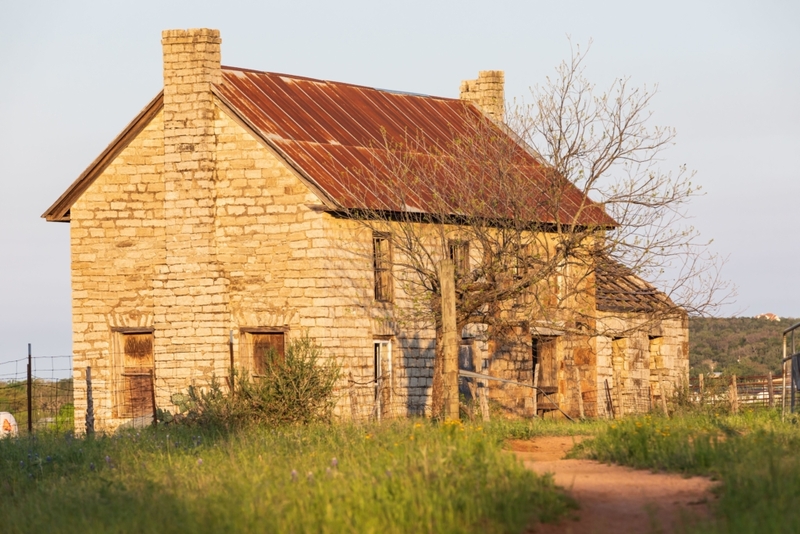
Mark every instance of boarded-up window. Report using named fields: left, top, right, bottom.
left=448, top=240, right=470, bottom=278
left=120, top=333, right=154, bottom=418
left=373, top=233, right=393, bottom=302
left=252, top=332, right=285, bottom=375
left=532, top=336, right=557, bottom=388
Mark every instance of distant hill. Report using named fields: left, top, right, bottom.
left=689, top=316, right=799, bottom=376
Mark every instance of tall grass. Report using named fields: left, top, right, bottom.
left=0, top=420, right=573, bottom=533
left=577, top=410, right=800, bottom=533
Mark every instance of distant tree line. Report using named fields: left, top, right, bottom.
left=690, top=317, right=798, bottom=376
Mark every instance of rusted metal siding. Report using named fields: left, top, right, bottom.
left=216, top=67, right=613, bottom=226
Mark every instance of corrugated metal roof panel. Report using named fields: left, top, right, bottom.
left=216, top=67, right=615, bottom=227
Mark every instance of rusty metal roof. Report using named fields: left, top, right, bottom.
left=595, top=259, right=675, bottom=313
left=44, top=66, right=615, bottom=226
left=215, top=67, right=614, bottom=226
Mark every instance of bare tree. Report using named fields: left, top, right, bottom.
left=338, top=45, right=731, bottom=419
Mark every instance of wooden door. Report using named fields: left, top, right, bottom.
left=533, top=337, right=557, bottom=388
left=120, top=333, right=154, bottom=418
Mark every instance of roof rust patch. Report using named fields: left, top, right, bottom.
left=44, top=67, right=615, bottom=227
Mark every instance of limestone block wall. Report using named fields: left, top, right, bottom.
left=70, top=110, right=165, bottom=430
left=595, top=312, right=689, bottom=417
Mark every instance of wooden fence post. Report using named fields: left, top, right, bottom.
left=574, top=367, right=585, bottom=419
left=479, top=384, right=490, bottom=422
left=730, top=375, right=739, bottom=414
left=698, top=373, right=705, bottom=400
left=768, top=372, right=775, bottom=408
left=658, top=370, right=669, bottom=415
left=532, top=363, right=540, bottom=417
left=615, top=374, right=624, bottom=419
left=439, top=259, right=459, bottom=421
left=604, top=379, right=615, bottom=419
left=85, top=366, right=95, bottom=435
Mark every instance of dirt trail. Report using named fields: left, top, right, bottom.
left=511, top=437, right=716, bottom=534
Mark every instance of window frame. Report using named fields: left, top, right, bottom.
left=448, top=239, right=470, bottom=279
left=241, top=328, right=288, bottom=377
left=373, top=232, right=393, bottom=302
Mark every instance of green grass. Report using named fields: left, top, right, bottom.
left=0, top=419, right=574, bottom=534
left=576, top=409, right=800, bottom=533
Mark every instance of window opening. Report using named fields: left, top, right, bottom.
left=250, top=332, right=285, bottom=376
left=448, top=239, right=470, bottom=278
left=373, top=233, right=393, bottom=302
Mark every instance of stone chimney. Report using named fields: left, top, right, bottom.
left=156, top=29, right=229, bottom=377
left=161, top=28, right=221, bottom=161
left=459, top=70, right=505, bottom=123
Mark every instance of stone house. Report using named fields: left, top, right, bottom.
left=43, top=28, right=688, bottom=430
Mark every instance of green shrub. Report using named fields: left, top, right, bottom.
left=183, top=334, right=340, bottom=429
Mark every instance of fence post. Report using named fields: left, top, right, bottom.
left=27, top=343, right=32, bottom=434
left=604, top=379, right=615, bottom=419
left=730, top=374, right=739, bottom=414
left=532, top=362, right=539, bottom=417
left=479, top=384, right=490, bottom=422
left=85, top=366, right=95, bottom=435
left=228, top=330, right=235, bottom=396
left=768, top=371, right=775, bottom=408
left=574, top=367, right=585, bottom=419
left=698, top=373, right=704, bottom=400
left=657, top=370, right=669, bottom=415
left=150, top=370, right=158, bottom=427
left=614, top=374, right=625, bottom=419
left=348, top=372, right=360, bottom=421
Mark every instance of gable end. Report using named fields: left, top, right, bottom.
left=42, top=92, right=164, bottom=222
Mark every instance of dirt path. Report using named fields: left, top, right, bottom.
left=510, top=437, right=716, bottom=534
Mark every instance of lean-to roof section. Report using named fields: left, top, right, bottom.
left=595, top=259, right=677, bottom=313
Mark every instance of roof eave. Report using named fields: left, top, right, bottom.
left=41, top=92, right=165, bottom=222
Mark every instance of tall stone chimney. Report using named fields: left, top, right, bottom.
left=156, top=29, right=229, bottom=378
left=459, top=70, right=505, bottom=123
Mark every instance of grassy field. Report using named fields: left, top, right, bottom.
left=0, top=419, right=574, bottom=534
left=5, top=409, right=799, bottom=533
left=576, top=409, right=800, bottom=533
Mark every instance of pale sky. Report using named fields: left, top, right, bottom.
left=1, top=0, right=798, bottom=364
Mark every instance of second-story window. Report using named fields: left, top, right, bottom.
left=448, top=239, right=470, bottom=279
left=373, top=233, right=393, bottom=302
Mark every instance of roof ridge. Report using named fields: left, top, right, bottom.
left=221, top=66, right=457, bottom=102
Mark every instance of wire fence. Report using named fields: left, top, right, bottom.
left=0, top=352, right=74, bottom=435
left=0, top=345, right=792, bottom=436
left=687, top=373, right=786, bottom=410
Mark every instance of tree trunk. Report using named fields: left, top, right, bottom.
left=431, top=259, right=459, bottom=420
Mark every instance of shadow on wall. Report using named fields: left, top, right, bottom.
left=398, top=332, right=435, bottom=416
